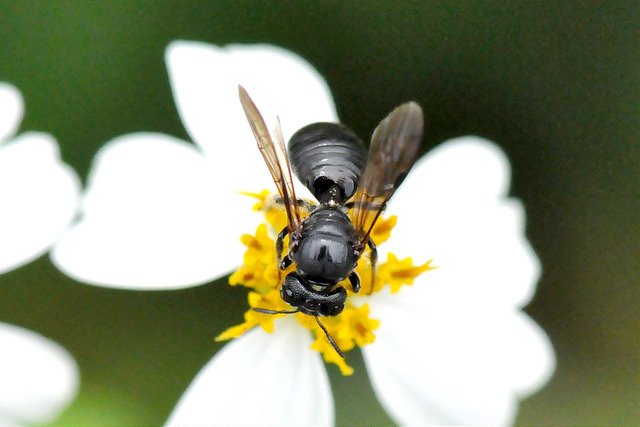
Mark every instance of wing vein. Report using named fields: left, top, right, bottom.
left=238, top=85, right=301, bottom=232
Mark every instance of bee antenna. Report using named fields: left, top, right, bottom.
left=315, top=316, right=345, bottom=359
left=252, top=309, right=345, bottom=359
left=251, top=307, right=299, bottom=315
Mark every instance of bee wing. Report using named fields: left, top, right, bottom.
left=351, top=101, right=424, bottom=243
left=238, top=85, right=302, bottom=232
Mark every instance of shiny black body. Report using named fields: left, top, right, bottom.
left=291, top=209, right=359, bottom=283
left=279, top=123, right=369, bottom=317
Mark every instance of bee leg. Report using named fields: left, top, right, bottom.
left=276, top=226, right=290, bottom=282
left=276, top=226, right=289, bottom=265
left=280, top=254, right=293, bottom=270
left=348, top=271, right=361, bottom=293
left=295, top=198, right=316, bottom=212
left=274, top=196, right=316, bottom=213
left=366, top=237, right=378, bottom=294
left=343, top=201, right=385, bottom=210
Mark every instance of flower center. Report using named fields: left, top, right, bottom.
left=216, top=190, right=433, bottom=375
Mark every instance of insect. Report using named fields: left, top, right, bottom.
left=238, top=85, right=424, bottom=356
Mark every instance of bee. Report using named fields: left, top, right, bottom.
left=238, top=85, right=423, bottom=356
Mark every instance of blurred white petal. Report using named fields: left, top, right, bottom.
left=502, top=311, right=556, bottom=395
left=53, top=42, right=338, bottom=289
left=165, top=41, right=337, bottom=158
left=53, top=133, right=266, bottom=289
left=363, top=285, right=554, bottom=425
left=167, top=318, right=333, bottom=426
left=0, top=323, right=79, bottom=425
left=0, top=132, right=80, bottom=274
left=0, top=83, right=23, bottom=143
left=386, top=137, right=540, bottom=307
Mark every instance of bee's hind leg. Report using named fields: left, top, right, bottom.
left=273, top=196, right=316, bottom=213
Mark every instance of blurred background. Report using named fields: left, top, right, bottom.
left=0, top=1, right=637, bottom=424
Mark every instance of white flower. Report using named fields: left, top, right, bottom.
left=51, top=41, right=555, bottom=425
left=0, top=83, right=80, bottom=425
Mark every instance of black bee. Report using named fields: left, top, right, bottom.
left=238, top=85, right=423, bottom=356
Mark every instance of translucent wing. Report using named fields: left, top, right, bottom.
left=351, top=101, right=424, bottom=243
left=238, top=85, right=302, bottom=232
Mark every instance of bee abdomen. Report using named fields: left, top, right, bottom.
left=288, top=123, right=367, bottom=203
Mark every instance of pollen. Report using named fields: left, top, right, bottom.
left=220, top=192, right=432, bottom=375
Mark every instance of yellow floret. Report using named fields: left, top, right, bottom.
left=378, top=253, right=436, bottom=293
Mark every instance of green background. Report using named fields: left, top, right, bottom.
left=0, top=1, right=638, bottom=425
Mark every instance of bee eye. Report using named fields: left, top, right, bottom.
left=281, top=274, right=305, bottom=306
left=319, top=302, right=331, bottom=315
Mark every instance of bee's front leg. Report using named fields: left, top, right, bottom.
left=367, top=236, right=377, bottom=294
left=348, top=271, right=361, bottom=293
left=275, top=227, right=293, bottom=283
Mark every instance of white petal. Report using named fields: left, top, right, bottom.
left=502, top=311, right=556, bottom=396
left=0, top=323, right=79, bottom=425
left=165, top=41, right=338, bottom=158
left=363, top=136, right=554, bottom=424
left=166, top=318, right=333, bottom=426
left=0, top=132, right=80, bottom=274
left=53, top=133, right=264, bottom=290
left=362, top=288, right=555, bottom=425
left=412, top=136, right=511, bottom=201
left=53, top=42, right=339, bottom=289
left=0, top=83, right=23, bottom=143
left=386, top=137, right=540, bottom=307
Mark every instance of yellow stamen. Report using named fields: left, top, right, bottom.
left=369, top=215, right=397, bottom=244
left=378, top=253, right=436, bottom=293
